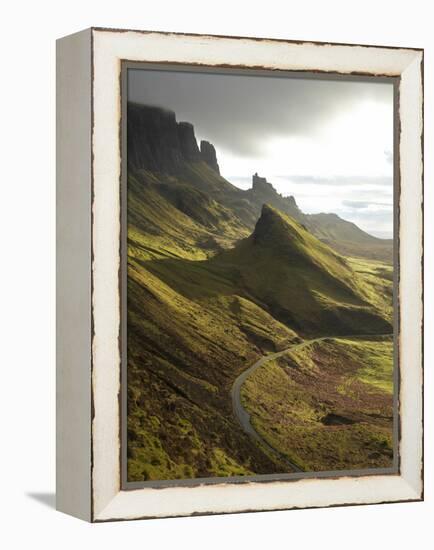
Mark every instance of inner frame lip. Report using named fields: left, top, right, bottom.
left=119, top=59, right=400, bottom=491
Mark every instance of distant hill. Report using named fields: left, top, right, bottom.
left=245, top=173, right=392, bottom=263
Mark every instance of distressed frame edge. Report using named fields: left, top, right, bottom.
left=95, top=478, right=422, bottom=522
left=90, top=28, right=424, bottom=522
left=56, top=27, right=93, bottom=522
left=91, top=25, right=424, bottom=53
left=396, top=52, right=424, bottom=499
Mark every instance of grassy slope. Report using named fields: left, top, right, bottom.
left=321, top=238, right=393, bottom=264
left=347, top=256, right=393, bottom=320
left=211, top=205, right=392, bottom=336
left=128, top=168, right=252, bottom=261
left=127, top=263, right=300, bottom=480
left=241, top=336, right=394, bottom=471
left=127, top=166, right=394, bottom=480
left=128, top=172, right=302, bottom=480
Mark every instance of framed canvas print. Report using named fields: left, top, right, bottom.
left=56, top=28, right=423, bottom=522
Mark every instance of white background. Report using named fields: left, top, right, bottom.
left=0, top=0, right=431, bottom=547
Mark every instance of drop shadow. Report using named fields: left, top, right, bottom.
left=26, top=492, right=56, bottom=510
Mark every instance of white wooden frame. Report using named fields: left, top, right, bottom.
left=56, top=27, right=423, bottom=522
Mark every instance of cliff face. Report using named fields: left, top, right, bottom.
left=178, top=122, right=201, bottom=162
left=200, top=141, right=220, bottom=174
left=127, top=102, right=220, bottom=174
left=127, top=103, right=182, bottom=173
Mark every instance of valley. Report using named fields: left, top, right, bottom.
left=126, top=102, right=394, bottom=482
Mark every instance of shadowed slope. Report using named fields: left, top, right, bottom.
left=208, top=205, right=392, bottom=336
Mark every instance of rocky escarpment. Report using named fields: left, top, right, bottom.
left=127, top=102, right=220, bottom=174
left=249, top=173, right=303, bottom=221
left=200, top=140, right=220, bottom=174
left=178, top=122, right=201, bottom=162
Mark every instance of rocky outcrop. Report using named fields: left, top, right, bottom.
left=200, top=141, right=220, bottom=174
left=127, top=103, right=181, bottom=173
left=127, top=102, right=220, bottom=174
left=178, top=122, right=201, bottom=162
left=252, top=173, right=273, bottom=193
left=250, top=173, right=302, bottom=221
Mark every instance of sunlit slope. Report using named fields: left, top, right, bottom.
left=211, top=204, right=392, bottom=336
left=127, top=252, right=299, bottom=481
left=127, top=174, right=310, bottom=480
left=128, top=168, right=256, bottom=262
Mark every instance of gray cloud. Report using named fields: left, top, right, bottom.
left=128, top=68, right=394, bottom=238
left=128, top=68, right=394, bottom=158
left=280, top=175, right=393, bottom=187
left=342, top=200, right=392, bottom=209
left=342, top=201, right=372, bottom=209
left=335, top=208, right=394, bottom=238
left=384, top=149, right=393, bottom=164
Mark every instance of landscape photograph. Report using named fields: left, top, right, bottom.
left=125, top=67, right=396, bottom=483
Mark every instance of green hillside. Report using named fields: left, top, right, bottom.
left=210, top=205, right=392, bottom=336
left=128, top=185, right=303, bottom=480
left=128, top=168, right=252, bottom=261
left=127, top=178, right=393, bottom=480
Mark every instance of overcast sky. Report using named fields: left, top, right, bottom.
left=129, top=69, right=394, bottom=239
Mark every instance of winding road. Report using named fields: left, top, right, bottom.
left=231, top=334, right=391, bottom=472
left=230, top=339, right=322, bottom=473
left=231, top=334, right=392, bottom=473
